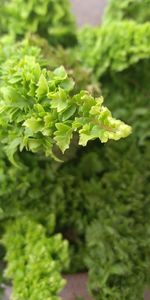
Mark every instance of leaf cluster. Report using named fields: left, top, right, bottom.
left=0, top=45, right=131, bottom=164
left=104, top=0, right=150, bottom=24
left=1, top=136, right=150, bottom=300
left=28, top=35, right=100, bottom=95
left=78, top=20, right=150, bottom=77
left=75, top=2, right=150, bottom=299
left=2, top=217, right=69, bottom=300
left=84, top=141, right=150, bottom=300
left=0, top=0, right=77, bottom=47
left=1, top=1, right=149, bottom=300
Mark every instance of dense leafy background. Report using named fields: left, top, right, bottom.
left=104, top=0, right=150, bottom=24
left=0, top=0, right=150, bottom=300
left=0, top=0, right=77, bottom=47
left=78, top=21, right=150, bottom=77
left=75, top=2, right=150, bottom=298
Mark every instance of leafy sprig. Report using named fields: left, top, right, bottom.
left=104, top=0, right=150, bottom=24
left=78, top=21, right=150, bottom=77
left=0, top=0, right=77, bottom=46
left=2, top=217, right=69, bottom=300
left=0, top=53, right=131, bottom=163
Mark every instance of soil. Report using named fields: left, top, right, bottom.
left=145, top=291, right=150, bottom=300
left=60, top=273, right=93, bottom=300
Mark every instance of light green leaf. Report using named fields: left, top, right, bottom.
left=36, top=74, right=48, bottom=99
left=53, top=66, right=67, bottom=80
left=6, top=137, right=22, bottom=166
left=54, top=123, right=73, bottom=153
left=60, top=78, right=75, bottom=91
left=23, top=117, right=43, bottom=133
left=61, top=105, right=76, bottom=121
left=79, top=124, right=92, bottom=146
left=49, top=89, right=68, bottom=112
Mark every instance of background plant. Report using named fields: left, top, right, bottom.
left=2, top=217, right=69, bottom=300
left=75, top=1, right=150, bottom=298
left=0, top=0, right=149, bottom=300
left=0, top=0, right=77, bottom=47
left=104, top=0, right=150, bottom=24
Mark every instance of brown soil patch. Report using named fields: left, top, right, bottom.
left=60, top=273, right=93, bottom=300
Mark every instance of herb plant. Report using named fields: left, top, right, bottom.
left=0, top=41, right=131, bottom=164
left=104, top=0, right=150, bottom=24
left=75, top=1, right=150, bottom=298
left=1, top=1, right=149, bottom=300
left=2, top=217, right=69, bottom=300
left=0, top=0, right=76, bottom=46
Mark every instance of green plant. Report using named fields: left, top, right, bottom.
left=78, top=21, right=150, bottom=77
left=77, top=21, right=150, bottom=143
left=83, top=141, right=150, bottom=300
left=2, top=217, right=69, bottom=300
left=0, top=0, right=77, bottom=46
left=104, top=0, right=150, bottom=24
left=28, top=35, right=100, bottom=95
left=1, top=1, right=149, bottom=299
left=76, top=4, right=150, bottom=299
left=0, top=42, right=131, bottom=164
left=0, top=34, right=131, bottom=299
left=1, top=134, right=150, bottom=299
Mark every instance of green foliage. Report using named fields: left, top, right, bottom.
left=0, top=1, right=148, bottom=299
left=0, top=33, right=132, bottom=298
left=102, top=59, right=150, bottom=143
left=82, top=142, right=150, bottom=300
left=0, top=0, right=77, bottom=47
left=0, top=34, right=100, bottom=99
left=2, top=217, right=69, bottom=300
left=0, top=44, right=131, bottom=164
left=1, top=136, right=149, bottom=300
left=76, top=6, right=150, bottom=299
left=78, top=21, right=150, bottom=77
left=104, top=0, right=150, bottom=24
left=28, top=35, right=100, bottom=95
left=0, top=122, right=149, bottom=299
left=86, top=208, right=150, bottom=300
left=77, top=17, right=150, bottom=145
